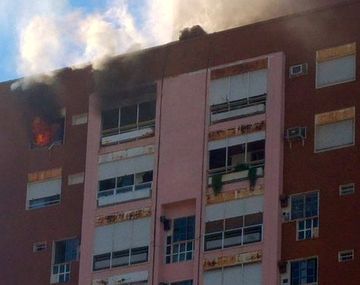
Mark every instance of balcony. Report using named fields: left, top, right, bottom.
left=210, top=94, right=266, bottom=123
left=101, top=120, right=155, bottom=146
left=97, top=182, right=152, bottom=206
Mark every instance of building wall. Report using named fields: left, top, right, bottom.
left=0, top=68, right=91, bottom=284
left=1, top=1, right=360, bottom=284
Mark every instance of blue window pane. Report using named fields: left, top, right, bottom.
left=173, top=216, right=195, bottom=242
left=305, top=192, right=318, bottom=217
left=64, top=239, right=79, bottom=262
left=291, top=196, right=304, bottom=219
left=291, top=258, right=317, bottom=285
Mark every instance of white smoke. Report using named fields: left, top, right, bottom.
left=14, top=0, right=306, bottom=79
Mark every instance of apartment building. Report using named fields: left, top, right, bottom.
left=0, top=1, right=359, bottom=284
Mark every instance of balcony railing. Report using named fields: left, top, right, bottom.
left=101, top=120, right=155, bottom=146
left=210, top=94, right=266, bottom=123
left=97, top=182, right=152, bottom=206
left=51, top=262, right=70, bottom=283
left=208, top=161, right=264, bottom=185
left=28, top=194, right=61, bottom=210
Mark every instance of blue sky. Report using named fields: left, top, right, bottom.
left=0, top=0, right=152, bottom=83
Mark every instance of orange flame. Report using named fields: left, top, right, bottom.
left=32, top=117, right=52, bottom=147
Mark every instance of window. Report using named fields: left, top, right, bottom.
left=290, top=258, right=317, bottom=285
left=98, top=171, right=153, bottom=200
left=315, top=119, right=354, bottom=152
left=209, top=138, right=265, bottom=174
left=165, top=216, right=195, bottom=264
left=204, top=263, right=262, bottom=285
left=291, top=192, right=319, bottom=240
left=51, top=238, right=79, bottom=283
left=93, top=218, right=151, bottom=271
left=31, top=116, right=65, bottom=149
left=171, top=281, right=193, bottom=285
left=26, top=178, right=62, bottom=210
left=101, top=100, right=156, bottom=145
left=338, top=250, right=354, bottom=262
left=316, top=42, right=356, bottom=88
left=204, top=213, right=262, bottom=251
left=210, top=62, right=267, bottom=123
left=339, top=183, right=355, bottom=196
left=315, top=107, right=355, bottom=152
left=97, top=154, right=154, bottom=206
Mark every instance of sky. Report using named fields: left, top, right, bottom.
left=0, top=0, right=285, bottom=83
left=0, top=0, right=156, bottom=82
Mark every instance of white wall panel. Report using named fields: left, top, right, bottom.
left=94, top=225, right=113, bottom=255
left=99, top=154, right=154, bottom=180
left=317, top=55, right=355, bottom=87
left=204, top=270, right=222, bottom=285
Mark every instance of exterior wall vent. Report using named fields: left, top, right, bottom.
left=339, top=183, right=355, bottom=196
left=33, top=241, right=47, bottom=252
left=289, top=63, right=308, bottom=78
left=338, top=249, right=354, bottom=262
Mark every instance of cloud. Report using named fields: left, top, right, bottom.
left=14, top=0, right=281, bottom=78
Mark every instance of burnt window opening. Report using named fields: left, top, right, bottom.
left=31, top=116, right=65, bottom=149
left=101, top=99, right=156, bottom=144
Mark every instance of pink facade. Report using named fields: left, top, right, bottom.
left=78, top=52, right=284, bottom=285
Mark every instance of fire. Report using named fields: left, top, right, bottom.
left=32, top=117, right=52, bottom=147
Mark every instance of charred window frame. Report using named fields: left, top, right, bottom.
left=209, top=139, right=265, bottom=174
left=31, top=116, right=65, bottom=149
left=101, top=100, right=156, bottom=137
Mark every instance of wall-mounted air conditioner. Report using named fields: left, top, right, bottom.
left=289, top=63, right=308, bottom=78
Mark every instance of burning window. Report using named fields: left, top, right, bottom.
left=31, top=116, right=65, bottom=148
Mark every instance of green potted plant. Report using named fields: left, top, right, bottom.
left=212, top=174, right=223, bottom=195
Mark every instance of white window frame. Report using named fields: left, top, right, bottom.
left=165, top=216, right=195, bottom=264
left=97, top=170, right=153, bottom=205
left=204, top=214, right=263, bottom=251
left=290, top=191, right=319, bottom=241
left=102, top=101, right=156, bottom=137
left=289, top=256, right=318, bottom=285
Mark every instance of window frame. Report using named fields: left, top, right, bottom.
left=290, top=191, right=319, bottom=241
left=208, top=139, right=265, bottom=175
left=165, top=216, right=195, bottom=264
left=51, top=237, right=79, bottom=284
left=204, top=214, right=263, bottom=251
left=101, top=100, right=156, bottom=137
left=289, top=257, right=318, bottom=285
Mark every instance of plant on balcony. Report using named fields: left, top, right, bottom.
left=248, top=166, right=258, bottom=189
left=234, top=163, right=249, bottom=172
left=212, top=174, right=223, bottom=195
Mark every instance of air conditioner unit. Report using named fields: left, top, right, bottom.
left=289, top=63, right=308, bottom=78
left=279, top=261, right=290, bottom=284
left=282, top=210, right=290, bottom=222
left=286, top=127, right=306, bottom=140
